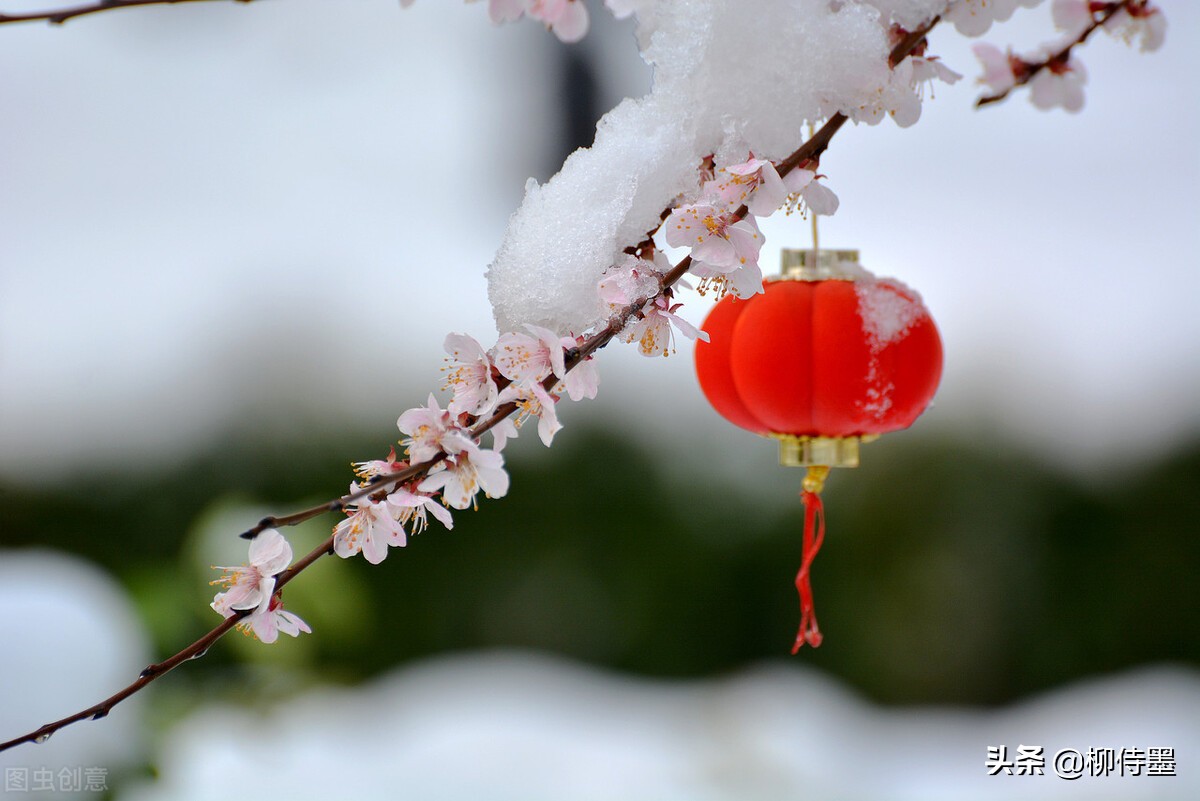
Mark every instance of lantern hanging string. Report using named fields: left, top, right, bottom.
left=808, top=122, right=820, bottom=268
left=794, top=464, right=829, bottom=652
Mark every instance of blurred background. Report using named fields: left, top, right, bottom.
left=1, top=1, right=1198, bottom=798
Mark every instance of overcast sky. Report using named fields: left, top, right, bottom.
left=1, top=0, right=1197, bottom=479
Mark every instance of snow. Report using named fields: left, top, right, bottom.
left=488, top=0, right=946, bottom=336
left=0, top=551, right=149, bottom=780
left=862, top=0, right=952, bottom=31
left=857, top=276, right=928, bottom=346
left=121, top=651, right=1200, bottom=801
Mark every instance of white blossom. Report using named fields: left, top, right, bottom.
left=333, top=489, right=407, bottom=565
left=210, top=529, right=293, bottom=618
left=443, top=332, right=499, bottom=417
left=1029, top=54, right=1087, bottom=112
left=398, top=394, right=473, bottom=464
left=972, top=42, right=1018, bottom=95
left=945, top=0, right=1041, bottom=38
left=236, top=596, right=311, bottom=644
left=623, top=295, right=709, bottom=357
left=419, top=443, right=510, bottom=510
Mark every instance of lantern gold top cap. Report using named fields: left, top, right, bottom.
left=779, top=248, right=863, bottom=281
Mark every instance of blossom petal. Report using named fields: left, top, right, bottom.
left=476, top=462, right=510, bottom=500
left=563, top=358, right=599, bottom=401
left=250, top=610, right=279, bottom=644
left=531, top=383, right=562, bottom=447
left=417, top=469, right=451, bottom=497
left=726, top=219, right=764, bottom=269
left=333, top=514, right=363, bottom=559
left=425, top=500, right=454, bottom=530
left=693, top=233, right=737, bottom=268
left=362, top=524, right=391, bottom=565
left=665, top=206, right=706, bottom=249
left=661, top=310, right=703, bottom=342
left=248, top=529, right=292, bottom=575
left=526, top=324, right=566, bottom=378
left=782, top=167, right=816, bottom=195
left=747, top=165, right=787, bottom=216
left=488, top=0, right=526, bottom=24
left=803, top=181, right=840, bottom=216
left=494, top=332, right=548, bottom=382
left=597, top=274, right=630, bottom=305
left=275, top=610, right=312, bottom=638
left=972, top=42, right=1016, bottom=95
left=727, top=261, right=766, bottom=299
left=444, top=332, right=487, bottom=363
left=490, top=417, right=520, bottom=452
left=549, top=0, right=589, bottom=43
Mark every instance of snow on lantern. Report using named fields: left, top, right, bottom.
left=695, top=248, right=943, bottom=651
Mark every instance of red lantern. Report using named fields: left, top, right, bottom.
left=695, top=249, right=943, bottom=651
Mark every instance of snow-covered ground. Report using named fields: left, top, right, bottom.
left=3, top=551, right=1196, bottom=801
left=121, top=651, right=1200, bottom=801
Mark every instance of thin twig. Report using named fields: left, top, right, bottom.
left=976, top=1, right=1129, bottom=107
left=0, top=14, right=939, bottom=754
left=0, top=0, right=256, bottom=25
left=889, top=16, right=939, bottom=69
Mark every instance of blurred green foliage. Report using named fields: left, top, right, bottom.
left=2, top=423, right=1197, bottom=707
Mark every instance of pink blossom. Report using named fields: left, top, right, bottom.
left=443, top=332, right=498, bottom=417
left=908, top=55, right=963, bottom=106
left=1052, top=0, right=1093, bottom=36
left=597, top=255, right=662, bottom=308
left=493, top=324, right=566, bottom=385
left=485, top=0, right=527, bottom=24
left=489, top=416, right=520, bottom=452
left=352, top=446, right=406, bottom=483
left=333, top=489, right=407, bottom=565
left=210, top=529, right=293, bottom=618
left=688, top=258, right=764, bottom=300
left=665, top=203, right=764, bottom=275
left=560, top=352, right=599, bottom=402
left=468, top=0, right=590, bottom=42
left=782, top=168, right=840, bottom=217
left=528, top=0, right=589, bottom=42
left=236, top=596, right=311, bottom=644
left=624, top=295, right=709, bottom=357
left=498, top=380, right=562, bottom=446
left=418, top=443, right=510, bottom=510
left=705, top=155, right=790, bottom=218
left=546, top=334, right=598, bottom=403
left=1029, top=54, right=1087, bottom=112
left=1106, top=3, right=1167, bottom=53
left=946, top=0, right=1041, bottom=38
left=972, top=42, right=1019, bottom=95
left=397, top=394, right=472, bottom=464
left=489, top=321, right=573, bottom=448
left=387, top=486, right=454, bottom=534
left=888, top=59, right=925, bottom=127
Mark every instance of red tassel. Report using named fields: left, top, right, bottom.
left=792, top=488, right=826, bottom=652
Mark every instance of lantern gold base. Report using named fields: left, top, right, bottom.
left=778, top=248, right=863, bottom=281
left=770, top=434, right=879, bottom=468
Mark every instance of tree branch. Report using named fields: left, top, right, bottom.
left=0, top=0, right=257, bottom=25
left=0, top=12, right=939, bottom=754
left=976, top=1, right=1129, bottom=108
